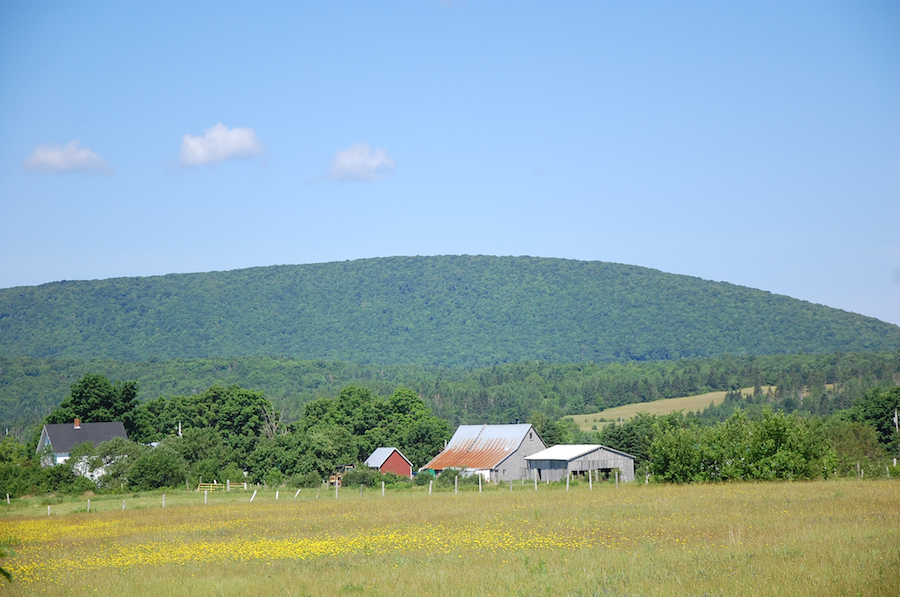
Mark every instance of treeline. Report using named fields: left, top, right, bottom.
left=3, top=256, right=899, bottom=367
left=0, top=375, right=450, bottom=497
left=2, top=351, right=899, bottom=441
left=3, top=376, right=897, bottom=496
left=584, top=386, right=900, bottom=482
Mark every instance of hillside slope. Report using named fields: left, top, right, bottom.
left=1, top=256, right=898, bottom=366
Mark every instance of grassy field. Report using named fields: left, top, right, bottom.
left=566, top=387, right=777, bottom=431
left=0, top=478, right=897, bottom=596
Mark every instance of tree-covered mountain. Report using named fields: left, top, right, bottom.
left=1, top=256, right=898, bottom=366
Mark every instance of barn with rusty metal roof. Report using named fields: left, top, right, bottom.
left=420, top=424, right=546, bottom=482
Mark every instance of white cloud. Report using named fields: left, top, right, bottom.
left=179, top=123, right=263, bottom=166
left=24, top=141, right=113, bottom=174
left=328, top=142, right=396, bottom=182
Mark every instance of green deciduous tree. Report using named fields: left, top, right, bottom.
left=128, top=446, right=186, bottom=490
left=44, top=374, right=140, bottom=437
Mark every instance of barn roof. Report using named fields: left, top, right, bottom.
left=422, top=424, right=536, bottom=471
left=39, top=422, right=128, bottom=454
left=525, top=444, right=635, bottom=462
left=364, top=447, right=412, bottom=469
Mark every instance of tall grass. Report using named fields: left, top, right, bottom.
left=1, top=479, right=897, bottom=596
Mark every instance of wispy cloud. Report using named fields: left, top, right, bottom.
left=24, top=141, right=113, bottom=174
left=328, top=142, right=396, bottom=182
left=180, top=123, right=263, bottom=166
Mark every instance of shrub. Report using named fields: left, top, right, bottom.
left=435, top=468, right=482, bottom=487
left=287, top=471, right=323, bottom=488
left=128, top=446, right=186, bottom=490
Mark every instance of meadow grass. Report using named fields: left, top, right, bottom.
left=1, top=478, right=897, bottom=596
left=566, top=387, right=777, bottom=431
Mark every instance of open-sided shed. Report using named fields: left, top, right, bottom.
left=364, top=447, right=413, bottom=478
left=525, top=444, right=635, bottom=482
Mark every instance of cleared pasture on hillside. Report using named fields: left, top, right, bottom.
left=1, top=479, right=897, bottom=596
left=567, top=387, right=777, bottom=431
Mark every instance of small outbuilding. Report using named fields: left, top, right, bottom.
left=421, top=424, right=547, bottom=482
left=36, top=419, right=128, bottom=466
left=525, top=444, right=635, bottom=483
left=364, top=447, right=413, bottom=479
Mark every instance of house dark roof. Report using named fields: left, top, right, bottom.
left=41, top=422, right=128, bottom=453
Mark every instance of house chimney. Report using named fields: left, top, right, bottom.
left=74, top=418, right=81, bottom=429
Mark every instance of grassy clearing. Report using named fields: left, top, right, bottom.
left=1, top=478, right=897, bottom=596
left=566, top=387, right=777, bottom=431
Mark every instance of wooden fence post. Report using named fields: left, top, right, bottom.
left=87, top=499, right=90, bottom=513
left=382, top=481, right=385, bottom=497
left=47, top=505, right=50, bottom=516
left=276, top=490, right=279, bottom=500
left=204, top=490, right=208, bottom=505
left=455, top=475, right=458, bottom=494
left=478, top=475, right=482, bottom=493
left=589, top=470, right=592, bottom=491
left=429, top=480, right=433, bottom=495
left=122, top=500, right=125, bottom=511
left=226, top=479, right=230, bottom=492
left=509, top=479, right=512, bottom=492
left=162, top=494, right=165, bottom=508
left=566, top=473, right=569, bottom=491
left=294, top=489, right=301, bottom=499
left=534, top=471, right=537, bottom=492
left=615, top=470, right=619, bottom=489
left=5, top=493, right=9, bottom=505
left=250, top=490, right=257, bottom=502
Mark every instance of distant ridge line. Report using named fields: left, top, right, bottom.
left=0, top=255, right=898, bottom=367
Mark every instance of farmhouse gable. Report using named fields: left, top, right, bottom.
left=36, top=420, right=128, bottom=466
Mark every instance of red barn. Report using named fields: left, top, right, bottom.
left=364, top=447, right=413, bottom=479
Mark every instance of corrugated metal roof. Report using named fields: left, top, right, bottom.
left=525, top=445, right=602, bottom=462
left=525, top=444, right=635, bottom=462
left=364, top=447, right=411, bottom=469
left=422, top=424, right=534, bottom=471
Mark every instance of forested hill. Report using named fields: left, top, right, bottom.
left=1, top=256, right=898, bottom=367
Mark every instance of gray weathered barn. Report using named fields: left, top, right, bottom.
left=525, top=444, right=635, bottom=482
left=421, top=424, right=547, bottom=482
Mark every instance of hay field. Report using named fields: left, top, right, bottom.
left=567, top=387, right=776, bottom=431
left=1, top=479, right=897, bottom=596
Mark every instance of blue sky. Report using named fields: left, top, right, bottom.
left=1, top=1, right=898, bottom=326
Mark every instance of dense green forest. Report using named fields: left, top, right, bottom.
left=2, top=256, right=898, bottom=367
left=3, top=351, right=898, bottom=441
